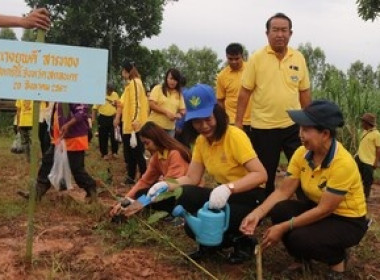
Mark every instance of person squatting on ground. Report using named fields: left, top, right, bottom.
left=114, top=60, right=149, bottom=185
left=109, top=121, right=191, bottom=216
left=148, top=84, right=268, bottom=264
left=355, top=113, right=380, bottom=200
left=0, top=8, right=50, bottom=29
left=92, top=83, right=120, bottom=160
left=18, top=103, right=97, bottom=202
left=235, top=12, right=312, bottom=198
left=148, top=68, right=186, bottom=137
left=240, top=100, right=369, bottom=280
left=216, top=42, right=252, bottom=135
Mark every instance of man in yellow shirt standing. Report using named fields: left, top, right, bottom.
left=92, top=83, right=119, bottom=159
left=216, top=43, right=252, bottom=135
left=235, top=13, right=312, bottom=197
left=355, top=113, right=380, bottom=199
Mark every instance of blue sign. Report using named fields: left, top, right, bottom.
left=0, top=39, right=108, bottom=104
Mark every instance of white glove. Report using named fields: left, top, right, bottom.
left=209, top=184, right=231, bottom=209
left=130, top=131, right=137, bottom=148
left=147, top=181, right=168, bottom=199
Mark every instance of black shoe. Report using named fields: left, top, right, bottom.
left=187, top=245, right=220, bottom=261
left=85, top=186, right=97, bottom=203
left=124, top=177, right=135, bottom=185
left=17, top=190, right=29, bottom=199
left=227, top=236, right=257, bottom=264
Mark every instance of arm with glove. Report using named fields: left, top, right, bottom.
left=209, top=157, right=267, bottom=209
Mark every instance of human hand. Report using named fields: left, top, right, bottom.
left=132, top=120, right=140, bottom=131
left=22, top=8, right=50, bottom=30
left=109, top=202, right=122, bottom=217
left=59, top=123, right=70, bottom=138
left=262, top=224, right=286, bottom=250
left=147, top=181, right=168, bottom=200
left=209, top=184, right=231, bottom=209
left=240, top=211, right=261, bottom=236
left=113, top=117, right=120, bottom=128
left=165, top=111, right=176, bottom=121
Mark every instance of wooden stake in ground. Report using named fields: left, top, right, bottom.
left=255, top=243, right=263, bottom=280
left=25, top=29, right=46, bottom=263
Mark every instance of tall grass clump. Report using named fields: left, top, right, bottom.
left=314, top=68, right=380, bottom=154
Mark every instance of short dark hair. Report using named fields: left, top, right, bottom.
left=226, top=43, right=243, bottom=56
left=266, top=12, right=292, bottom=31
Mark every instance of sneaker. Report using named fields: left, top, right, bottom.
left=102, top=155, right=110, bottom=160
left=325, top=270, right=344, bottom=280
left=17, top=190, right=29, bottom=199
left=124, top=177, right=135, bottom=185
left=112, top=153, right=118, bottom=159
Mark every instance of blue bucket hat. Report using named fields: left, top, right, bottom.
left=184, top=84, right=217, bottom=122
left=287, top=100, right=344, bottom=130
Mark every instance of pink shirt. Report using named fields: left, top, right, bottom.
left=127, top=149, right=189, bottom=198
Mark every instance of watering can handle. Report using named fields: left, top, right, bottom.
left=204, top=202, right=230, bottom=232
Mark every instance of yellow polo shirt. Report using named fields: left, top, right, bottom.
left=93, top=91, right=119, bottom=116
left=120, top=78, right=148, bottom=134
left=15, top=99, right=33, bottom=127
left=287, top=140, right=366, bottom=218
left=192, top=125, right=260, bottom=185
left=242, top=45, right=310, bottom=129
left=148, top=84, right=185, bottom=130
left=358, top=129, right=380, bottom=165
left=216, top=62, right=252, bottom=125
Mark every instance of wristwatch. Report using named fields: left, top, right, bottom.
left=227, top=183, right=235, bottom=194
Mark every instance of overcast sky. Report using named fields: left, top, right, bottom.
left=3, top=0, right=380, bottom=71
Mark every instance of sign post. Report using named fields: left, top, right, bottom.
left=0, top=37, right=108, bottom=263
left=25, top=29, right=45, bottom=263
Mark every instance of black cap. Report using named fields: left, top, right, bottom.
left=287, top=100, right=344, bottom=130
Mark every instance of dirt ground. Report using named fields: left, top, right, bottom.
left=1, top=150, right=380, bottom=279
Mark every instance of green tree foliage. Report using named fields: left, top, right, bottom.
left=299, top=42, right=380, bottom=152
left=25, top=0, right=177, bottom=78
left=0, top=28, right=17, bottom=40
left=356, top=0, right=380, bottom=21
left=183, top=47, right=221, bottom=86
left=298, top=43, right=326, bottom=90
left=159, top=44, right=221, bottom=87
left=21, top=29, right=37, bottom=42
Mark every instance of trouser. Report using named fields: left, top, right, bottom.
left=98, top=114, right=118, bottom=156
left=122, top=132, right=147, bottom=181
left=19, top=126, right=31, bottom=161
left=247, top=124, right=301, bottom=197
left=37, top=145, right=96, bottom=196
left=355, top=156, right=374, bottom=199
left=177, top=185, right=265, bottom=244
left=38, top=121, right=51, bottom=155
left=271, top=200, right=368, bottom=265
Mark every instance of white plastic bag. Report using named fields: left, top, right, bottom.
left=48, top=140, right=73, bottom=191
left=10, top=132, right=24, bottom=154
left=114, top=126, right=122, bottom=143
left=130, top=131, right=137, bottom=148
